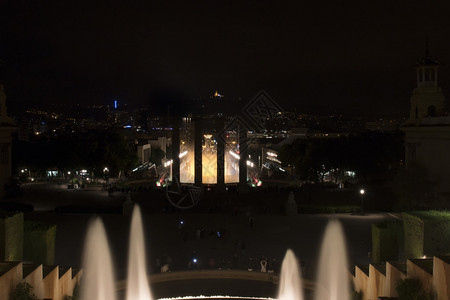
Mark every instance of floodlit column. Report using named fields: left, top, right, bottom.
left=172, top=118, right=180, bottom=182
left=194, top=117, right=202, bottom=186
left=238, top=126, right=248, bottom=192
left=216, top=117, right=225, bottom=192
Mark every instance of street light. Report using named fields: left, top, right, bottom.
left=103, top=167, right=110, bottom=183
left=360, top=189, right=365, bottom=215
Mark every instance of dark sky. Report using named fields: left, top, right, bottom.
left=2, top=0, right=450, bottom=116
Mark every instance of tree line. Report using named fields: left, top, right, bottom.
left=278, top=131, right=404, bottom=184
left=12, top=130, right=138, bottom=178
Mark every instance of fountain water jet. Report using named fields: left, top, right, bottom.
left=314, top=219, right=350, bottom=300
left=277, top=249, right=304, bottom=300
left=79, top=209, right=352, bottom=299
left=80, top=217, right=117, bottom=300
left=126, top=204, right=153, bottom=300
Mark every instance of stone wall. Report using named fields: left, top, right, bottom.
left=433, top=256, right=450, bottom=300
left=0, top=262, right=81, bottom=300
left=384, top=262, right=406, bottom=297
left=23, top=264, right=44, bottom=299
left=0, top=262, right=21, bottom=300
left=353, top=265, right=368, bottom=300
left=353, top=256, right=449, bottom=300
left=367, top=265, right=386, bottom=299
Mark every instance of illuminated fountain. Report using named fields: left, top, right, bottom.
left=80, top=218, right=116, bottom=300
left=126, top=205, right=153, bottom=300
left=314, top=219, right=350, bottom=300
left=277, top=250, right=304, bottom=300
left=81, top=205, right=350, bottom=300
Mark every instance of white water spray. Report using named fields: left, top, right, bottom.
left=80, top=218, right=117, bottom=300
left=277, top=249, right=304, bottom=300
left=314, top=219, right=350, bottom=300
left=126, top=204, right=153, bottom=300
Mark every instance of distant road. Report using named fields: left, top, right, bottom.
left=17, top=182, right=126, bottom=211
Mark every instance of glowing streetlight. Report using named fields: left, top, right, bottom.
left=360, top=189, right=365, bottom=215
left=103, top=167, right=110, bottom=183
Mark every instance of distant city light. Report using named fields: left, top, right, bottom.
left=345, top=171, right=356, bottom=177
left=266, top=156, right=281, bottom=164
left=114, top=99, right=118, bottom=109
left=229, top=150, right=240, bottom=160
left=179, top=151, right=188, bottom=159
left=213, top=90, right=223, bottom=98
left=360, top=189, right=365, bottom=195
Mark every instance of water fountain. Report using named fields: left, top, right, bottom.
left=80, top=205, right=350, bottom=300
left=314, top=219, right=350, bottom=300
left=126, top=205, right=153, bottom=300
left=277, top=249, right=304, bottom=300
left=80, top=217, right=117, bottom=300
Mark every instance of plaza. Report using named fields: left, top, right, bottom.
left=11, top=182, right=396, bottom=299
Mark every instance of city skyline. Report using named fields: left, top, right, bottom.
left=2, top=1, right=450, bottom=117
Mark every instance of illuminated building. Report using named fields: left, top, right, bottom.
left=402, top=50, right=450, bottom=198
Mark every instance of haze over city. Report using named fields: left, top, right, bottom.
left=2, top=0, right=450, bottom=116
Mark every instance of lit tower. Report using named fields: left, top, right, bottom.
left=407, top=44, right=446, bottom=124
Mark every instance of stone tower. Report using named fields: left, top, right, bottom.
left=406, top=50, right=446, bottom=124
left=0, top=85, right=16, bottom=198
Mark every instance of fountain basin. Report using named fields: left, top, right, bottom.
left=116, top=270, right=315, bottom=299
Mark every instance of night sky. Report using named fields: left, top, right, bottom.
left=2, top=0, right=450, bottom=116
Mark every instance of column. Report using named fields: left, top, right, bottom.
left=216, top=117, right=225, bottom=192
left=194, top=117, right=202, bottom=186
left=238, top=125, right=248, bottom=193
left=172, top=118, right=180, bottom=183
